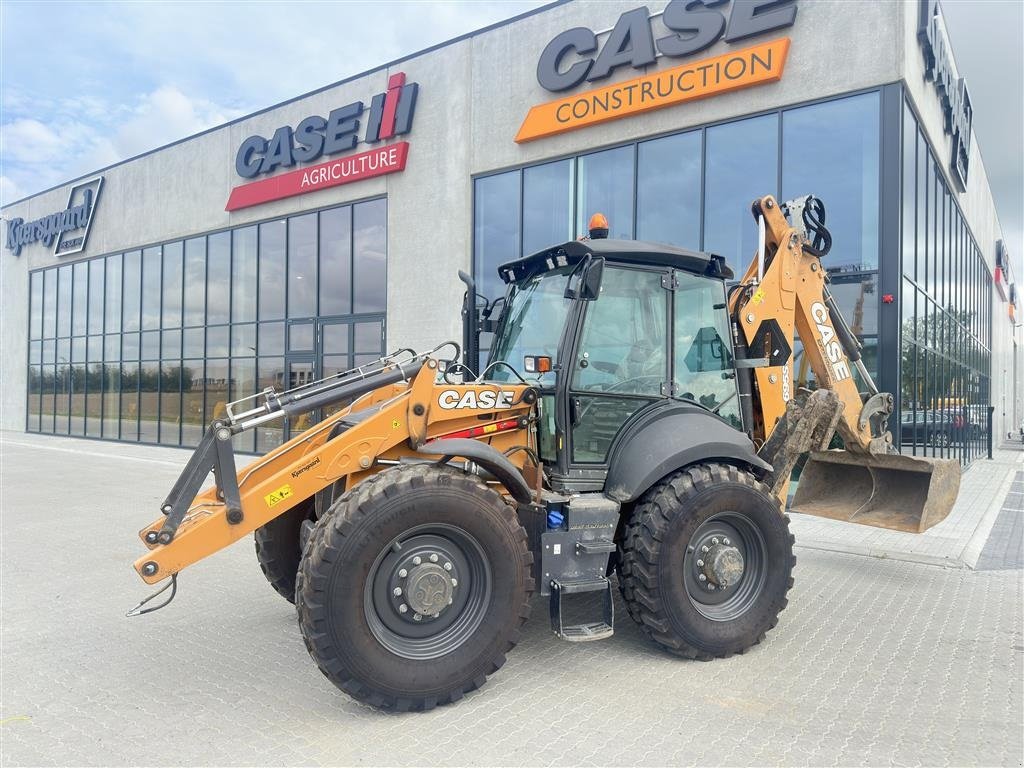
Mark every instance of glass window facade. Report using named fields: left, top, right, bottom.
left=26, top=198, right=387, bottom=451
left=899, top=100, right=991, bottom=463
left=474, top=91, right=883, bottom=383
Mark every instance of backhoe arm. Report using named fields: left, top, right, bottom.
left=729, top=195, right=959, bottom=533
left=729, top=194, right=886, bottom=454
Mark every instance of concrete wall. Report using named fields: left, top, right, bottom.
left=470, top=0, right=901, bottom=173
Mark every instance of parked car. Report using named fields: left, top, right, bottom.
left=900, top=411, right=959, bottom=448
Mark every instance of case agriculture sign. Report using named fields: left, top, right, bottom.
left=226, top=73, right=418, bottom=211
left=517, top=0, right=796, bottom=143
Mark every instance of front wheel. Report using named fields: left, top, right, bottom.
left=618, top=463, right=794, bottom=659
left=296, top=464, right=533, bottom=710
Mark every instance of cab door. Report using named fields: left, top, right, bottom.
left=563, top=265, right=671, bottom=468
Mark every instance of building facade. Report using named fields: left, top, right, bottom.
left=2, top=0, right=1020, bottom=460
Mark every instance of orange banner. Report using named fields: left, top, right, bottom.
left=516, top=38, right=791, bottom=143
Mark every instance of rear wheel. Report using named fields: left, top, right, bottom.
left=254, top=499, right=315, bottom=603
left=296, top=464, right=533, bottom=710
left=618, top=462, right=794, bottom=659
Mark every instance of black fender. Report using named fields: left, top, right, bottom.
left=416, top=438, right=533, bottom=504
left=603, top=402, right=772, bottom=503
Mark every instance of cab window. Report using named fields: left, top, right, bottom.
left=570, top=267, right=668, bottom=463
left=674, top=273, right=741, bottom=428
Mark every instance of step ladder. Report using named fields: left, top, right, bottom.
left=549, top=575, right=614, bottom=642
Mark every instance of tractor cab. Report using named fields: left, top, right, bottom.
left=463, top=236, right=755, bottom=495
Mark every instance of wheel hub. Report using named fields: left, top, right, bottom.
left=703, top=543, right=744, bottom=588
left=682, top=513, right=768, bottom=621
left=365, top=525, right=491, bottom=660
left=404, top=562, right=455, bottom=616
left=384, top=545, right=461, bottom=624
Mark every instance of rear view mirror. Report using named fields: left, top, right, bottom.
left=564, top=256, right=604, bottom=301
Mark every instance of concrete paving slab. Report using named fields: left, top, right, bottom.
left=1, top=432, right=1022, bottom=767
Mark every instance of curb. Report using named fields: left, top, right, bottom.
left=960, top=457, right=1023, bottom=569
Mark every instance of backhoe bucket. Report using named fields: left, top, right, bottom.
left=790, top=450, right=960, bottom=533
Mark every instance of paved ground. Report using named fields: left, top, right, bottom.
left=976, top=470, right=1023, bottom=571
left=1, top=432, right=1022, bottom=767
left=788, top=444, right=1023, bottom=569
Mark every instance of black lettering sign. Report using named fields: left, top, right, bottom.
left=537, top=0, right=797, bottom=92
left=5, top=177, right=103, bottom=258
left=918, top=0, right=972, bottom=190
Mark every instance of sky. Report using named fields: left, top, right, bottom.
left=0, top=0, right=1020, bottom=274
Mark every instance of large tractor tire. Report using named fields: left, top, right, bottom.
left=618, top=462, right=794, bottom=660
left=296, top=464, right=534, bottom=711
left=254, top=499, right=315, bottom=603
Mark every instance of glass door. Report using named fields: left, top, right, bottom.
left=281, top=316, right=386, bottom=440
left=282, top=355, right=315, bottom=441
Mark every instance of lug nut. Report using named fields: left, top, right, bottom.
left=393, top=587, right=402, bottom=597
left=707, top=584, right=716, bottom=591
left=448, top=597, right=453, bottom=605
left=413, top=613, right=422, bottom=622
left=696, top=559, right=705, bottom=567
left=429, top=554, right=438, bottom=563
left=433, top=612, right=440, bottom=618
left=712, top=537, right=719, bottom=545
left=698, top=574, right=707, bottom=582
left=723, top=538, right=731, bottom=546
left=398, top=568, right=408, bottom=578
left=399, top=604, right=408, bottom=614
left=701, top=545, right=709, bottom=554
left=450, top=579, right=458, bottom=587
left=444, top=562, right=453, bottom=571
left=413, top=556, right=422, bottom=565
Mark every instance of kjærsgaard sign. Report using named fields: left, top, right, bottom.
left=5, top=176, right=103, bottom=257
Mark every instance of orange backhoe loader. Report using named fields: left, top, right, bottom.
left=129, top=194, right=960, bottom=711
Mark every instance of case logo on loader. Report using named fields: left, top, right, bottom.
left=437, top=390, right=517, bottom=410
left=810, top=302, right=851, bottom=382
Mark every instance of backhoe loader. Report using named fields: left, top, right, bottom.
left=129, top=194, right=960, bottom=711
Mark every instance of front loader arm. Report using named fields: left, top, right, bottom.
left=132, top=364, right=435, bottom=584
left=133, top=352, right=539, bottom=586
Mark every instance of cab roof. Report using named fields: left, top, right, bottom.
left=497, top=238, right=734, bottom=284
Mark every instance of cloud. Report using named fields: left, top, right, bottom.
left=0, top=176, right=24, bottom=208
left=1, top=85, right=248, bottom=206
left=2, top=119, right=64, bottom=163
left=112, top=85, right=246, bottom=159
left=1, top=1, right=548, bottom=204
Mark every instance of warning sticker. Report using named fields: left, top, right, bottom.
left=264, top=484, right=294, bottom=508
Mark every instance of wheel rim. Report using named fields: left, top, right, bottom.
left=682, top=512, right=767, bottom=622
left=364, top=523, right=492, bottom=660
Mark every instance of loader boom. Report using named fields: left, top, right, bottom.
left=132, top=352, right=537, bottom=584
